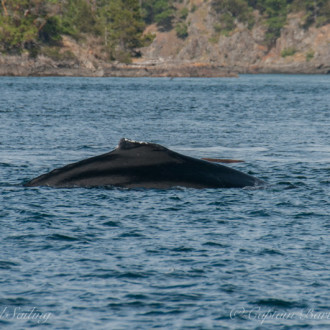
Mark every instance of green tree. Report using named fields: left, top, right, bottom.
left=291, top=0, right=330, bottom=27
left=60, top=0, right=96, bottom=37
left=175, top=22, right=188, bottom=39
left=245, top=0, right=289, bottom=46
left=0, top=0, right=61, bottom=55
left=141, top=0, right=174, bottom=30
left=97, top=0, right=146, bottom=62
left=211, top=0, right=255, bottom=33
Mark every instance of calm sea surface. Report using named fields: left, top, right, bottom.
left=0, top=75, right=329, bottom=329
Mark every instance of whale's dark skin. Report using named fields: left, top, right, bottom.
left=24, top=139, right=265, bottom=189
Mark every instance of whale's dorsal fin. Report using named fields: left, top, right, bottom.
left=117, top=138, right=147, bottom=150
left=117, top=138, right=166, bottom=151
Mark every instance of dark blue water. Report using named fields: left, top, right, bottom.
left=0, top=75, right=329, bottom=329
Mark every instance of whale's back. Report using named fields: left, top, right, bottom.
left=25, top=139, right=264, bottom=189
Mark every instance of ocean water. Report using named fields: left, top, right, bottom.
left=0, top=75, right=329, bottom=329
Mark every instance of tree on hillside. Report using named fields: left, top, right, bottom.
left=141, top=0, right=175, bottom=30
left=0, top=0, right=147, bottom=61
left=212, top=0, right=255, bottom=33
left=292, top=0, right=330, bottom=27
left=0, top=0, right=61, bottom=55
left=97, top=0, right=146, bottom=62
left=60, top=0, right=96, bottom=37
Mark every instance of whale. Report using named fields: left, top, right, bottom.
left=24, top=138, right=265, bottom=189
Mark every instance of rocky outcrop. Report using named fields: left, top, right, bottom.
left=104, top=62, right=237, bottom=77
left=140, top=3, right=330, bottom=74
left=0, top=53, right=103, bottom=77
left=0, top=53, right=236, bottom=77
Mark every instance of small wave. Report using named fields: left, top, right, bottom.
left=258, top=248, right=284, bottom=256
left=294, top=212, right=323, bottom=219
left=202, top=241, right=228, bottom=248
left=220, top=284, right=238, bottom=293
left=102, top=220, right=120, bottom=227
left=0, top=297, right=32, bottom=306
left=0, top=162, right=12, bottom=167
left=117, top=271, right=150, bottom=279
left=48, top=233, right=79, bottom=241
left=107, top=301, right=164, bottom=309
left=162, top=293, right=203, bottom=302
left=0, top=260, right=20, bottom=270
left=171, top=246, right=194, bottom=252
left=142, top=309, right=184, bottom=316
left=118, top=231, right=145, bottom=238
left=253, top=298, right=306, bottom=308
left=277, top=182, right=298, bottom=189
left=124, top=293, right=149, bottom=300
left=7, top=234, right=37, bottom=241
left=248, top=210, right=271, bottom=217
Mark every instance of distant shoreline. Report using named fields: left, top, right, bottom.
left=0, top=55, right=329, bottom=77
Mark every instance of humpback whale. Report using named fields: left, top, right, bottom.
left=24, top=138, right=265, bottom=189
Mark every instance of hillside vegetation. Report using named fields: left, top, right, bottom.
left=211, top=0, right=329, bottom=44
left=1, top=0, right=329, bottom=63
left=0, top=0, right=148, bottom=62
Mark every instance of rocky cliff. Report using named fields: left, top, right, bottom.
left=138, top=1, right=330, bottom=74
